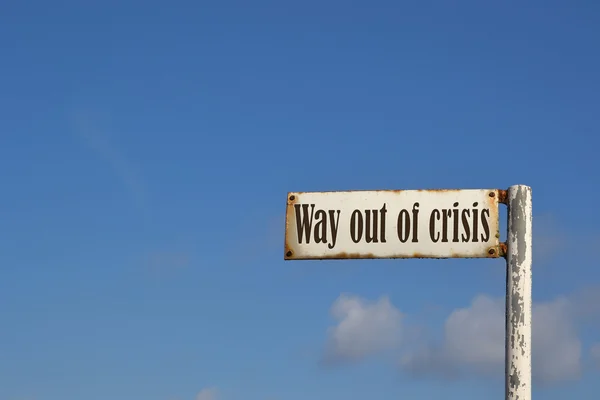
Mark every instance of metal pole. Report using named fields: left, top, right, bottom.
left=505, top=185, right=532, bottom=400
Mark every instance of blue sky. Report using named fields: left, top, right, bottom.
left=1, top=1, right=599, bottom=399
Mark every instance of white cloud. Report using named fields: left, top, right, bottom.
left=324, top=288, right=597, bottom=385
left=196, top=387, right=218, bottom=400
left=442, top=295, right=506, bottom=369
left=401, top=294, right=582, bottom=385
left=532, top=297, right=581, bottom=384
left=323, top=294, right=403, bottom=364
left=399, top=295, right=505, bottom=379
left=402, top=295, right=581, bottom=384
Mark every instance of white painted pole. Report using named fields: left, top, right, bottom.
left=505, top=185, right=532, bottom=400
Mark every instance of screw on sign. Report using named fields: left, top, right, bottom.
left=283, top=186, right=532, bottom=400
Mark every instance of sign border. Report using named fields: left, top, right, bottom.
left=284, top=188, right=501, bottom=261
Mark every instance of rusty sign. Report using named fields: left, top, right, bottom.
left=284, top=189, right=501, bottom=260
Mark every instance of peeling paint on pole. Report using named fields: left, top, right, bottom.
left=506, top=185, right=532, bottom=400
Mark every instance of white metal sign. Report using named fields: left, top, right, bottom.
left=284, top=189, right=500, bottom=260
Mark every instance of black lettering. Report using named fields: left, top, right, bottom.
left=429, top=209, right=440, bottom=242
left=314, top=210, right=327, bottom=244
left=452, top=202, right=459, bottom=243
left=441, top=209, right=450, bottom=242
left=461, top=209, right=471, bottom=242
left=365, top=210, right=379, bottom=243
left=380, top=204, right=387, bottom=243
left=328, top=210, right=341, bottom=249
left=472, top=202, right=479, bottom=242
left=481, top=209, right=490, bottom=242
left=350, top=210, right=363, bottom=243
left=397, top=209, right=410, bottom=243
left=411, top=202, right=420, bottom=242
left=294, top=204, right=314, bottom=244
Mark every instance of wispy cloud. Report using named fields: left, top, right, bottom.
left=196, top=387, right=219, bottom=400
left=70, top=109, right=149, bottom=216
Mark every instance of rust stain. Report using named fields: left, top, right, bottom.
left=499, top=242, right=508, bottom=258
left=285, top=251, right=501, bottom=260
left=284, top=194, right=297, bottom=258
left=411, top=252, right=456, bottom=259
left=484, top=191, right=500, bottom=255
left=416, top=188, right=464, bottom=192
left=498, top=189, right=508, bottom=205
left=287, top=188, right=483, bottom=196
left=286, top=251, right=378, bottom=260
left=413, top=252, right=460, bottom=259
left=287, top=192, right=298, bottom=204
left=284, top=188, right=503, bottom=261
left=318, top=252, right=377, bottom=259
left=486, top=190, right=499, bottom=207
left=449, top=251, right=484, bottom=258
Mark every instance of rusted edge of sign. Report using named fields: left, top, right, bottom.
left=498, top=189, right=508, bottom=205
left=284, top=188, right=505, bottom=261
left=284, top=251, right=502, bottom=260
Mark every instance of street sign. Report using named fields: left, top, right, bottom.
left=284, top=189, right=500, bottom=260
left=283, top=185, right=532, bottom=400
